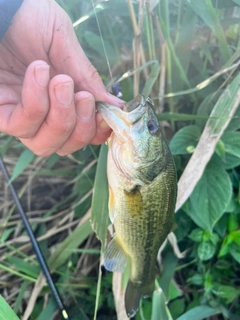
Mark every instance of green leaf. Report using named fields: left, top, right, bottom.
left=230, top=244, right=240, bottom=263
left=218, top=235, right=232, bottom=257
left=187, top=274, right=203, bottom=286
left=231, top=230, right=240, bottom=246
left=0, top=295, right=20, bottom=320
left=215, top=140, right=225, bottom=160
left=142, top=61, right=160, bottom=98
left=169, top=125, right=201, bottom=155
left=221, top=132, right=240, bottom=157
left=176, top=305, right=221, bottom=320
left=91, top=144, right=109, bottom=248
left=151, top=288, right=173, bottom=320
left=184, top=158, right=232, bottom=231
left=212, top=284, right=240, bottom=304
left=222, top=152, right=240, bottom=170
left=228, top=213, right=239, bottom=232
left=159, top=252, right=178, bottom=300
left=6, top=256, right=39, bottom=278
left=90, top=144, right=109, bottom=319
left=188, top=228, right=204, bottom=242
left=47, top=220, right=92, bottom=270
left=158, top=113, right=207, bottom=122
left=9, top=149, right=35, bottom=183
left=197, top=241, right=215, bottom=261
left=209, top=233, right=219, bottom=245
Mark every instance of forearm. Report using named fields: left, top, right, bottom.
left=0, top=0, right=24, bottom=40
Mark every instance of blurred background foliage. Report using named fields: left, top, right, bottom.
left=1, top=0, right=240, bottom=319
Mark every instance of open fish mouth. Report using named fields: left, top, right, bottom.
left=96, top=95, right=154, bottom=140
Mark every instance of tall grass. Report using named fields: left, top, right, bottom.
left=1, top=0, right=240, bottom=319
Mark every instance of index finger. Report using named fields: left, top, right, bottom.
left=49, top=2, right=124, bottom=106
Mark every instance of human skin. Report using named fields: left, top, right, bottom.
left=0, top=0, right=124, bottom=156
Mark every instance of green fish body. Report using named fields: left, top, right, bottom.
left=97, top=95, right=177, bottom=318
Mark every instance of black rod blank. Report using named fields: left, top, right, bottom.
left=0, top=156, right=70, bottom=320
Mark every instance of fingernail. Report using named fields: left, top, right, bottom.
left=55, top=82, right=73, bottom=106
left=108, top=93, right=126, bottom=107
left=76, top=98, right=95, bottom=121
left=34, top=65, right=50, bottom=87
left=99, top=119, right=111, bottom=132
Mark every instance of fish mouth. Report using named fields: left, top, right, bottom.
left=96, top=95, right=149, bottom=140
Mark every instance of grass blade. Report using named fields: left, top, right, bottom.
left=91, top=143, right=109, bottom=248
left=0, top=295, right=20, bottom=320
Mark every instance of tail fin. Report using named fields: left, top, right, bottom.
left=124, top=280, right=154, bottom=318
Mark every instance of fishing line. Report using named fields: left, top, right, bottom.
left=0, top=156, right=70, bottom=320
left=91, top=0, right=113, bottom=83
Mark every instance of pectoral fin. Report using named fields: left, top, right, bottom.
left=124, top=186, right=143, bottom=219
left=103, top=237, right=128, bottom=273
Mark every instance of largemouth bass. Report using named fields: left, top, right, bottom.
left=97, top=95, right=177, bottom=318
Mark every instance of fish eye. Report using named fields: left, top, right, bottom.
left=147, top=120, right=159, bottom=135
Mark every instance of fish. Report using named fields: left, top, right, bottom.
left=97, top=94, right=177, bottom=318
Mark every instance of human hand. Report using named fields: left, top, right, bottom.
left=0, top=0, right=124, bottom=156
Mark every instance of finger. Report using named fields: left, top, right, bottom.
left=91, top=112, right=112, bottom=145
left=0, top=60, right=50, bottom=137
left=56, top=91, right=97, bottom=155
left=50, top=2, right=125, bottom=107
left=20, top=75, right=76, bottom=157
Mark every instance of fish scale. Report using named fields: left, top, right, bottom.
left=97, top=95, right=177, bottom=318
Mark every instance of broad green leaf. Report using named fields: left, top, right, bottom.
left=9, top=148, right=35, bottom=183
left=0, top=295, right=20, bottom=320
left=222, top=152, right=240, bottom=170
left=221, top=132, right=240, bottom=157
left=169, top=125, right=201, bottom=155
left=187, top=274, right=203, bottom=286
left=225, top=104, right=240, bottom=132
left=91, top=144, right=109, bottom=247
left=169, top=298, right=185, bottom=320
left=188, top=229, right=204, bottom=242
left=197, top=241, right=216, bottom=261
left=212, top=284, right=240, bottom=304
left=184, top=158, right=232, bottom=231
left=47, top=220, right=92, bottom=270
left=230, top=244, right=240, bottom=263
left=218, top=235, right=232, bottom=257
left=176, top=305, right=221, bottom=320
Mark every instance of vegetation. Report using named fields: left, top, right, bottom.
left=1, top=0, right=240, bottom=319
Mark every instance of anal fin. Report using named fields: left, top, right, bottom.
left=103, top=237, right=128, bottom=273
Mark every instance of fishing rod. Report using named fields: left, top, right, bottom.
left=0, top=156, right=70, bottom=320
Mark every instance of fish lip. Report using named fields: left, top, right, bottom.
left=96, top=100, right=147, bottom=141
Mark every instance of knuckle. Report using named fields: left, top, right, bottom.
left=88, top=65, right=102, bottom=83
